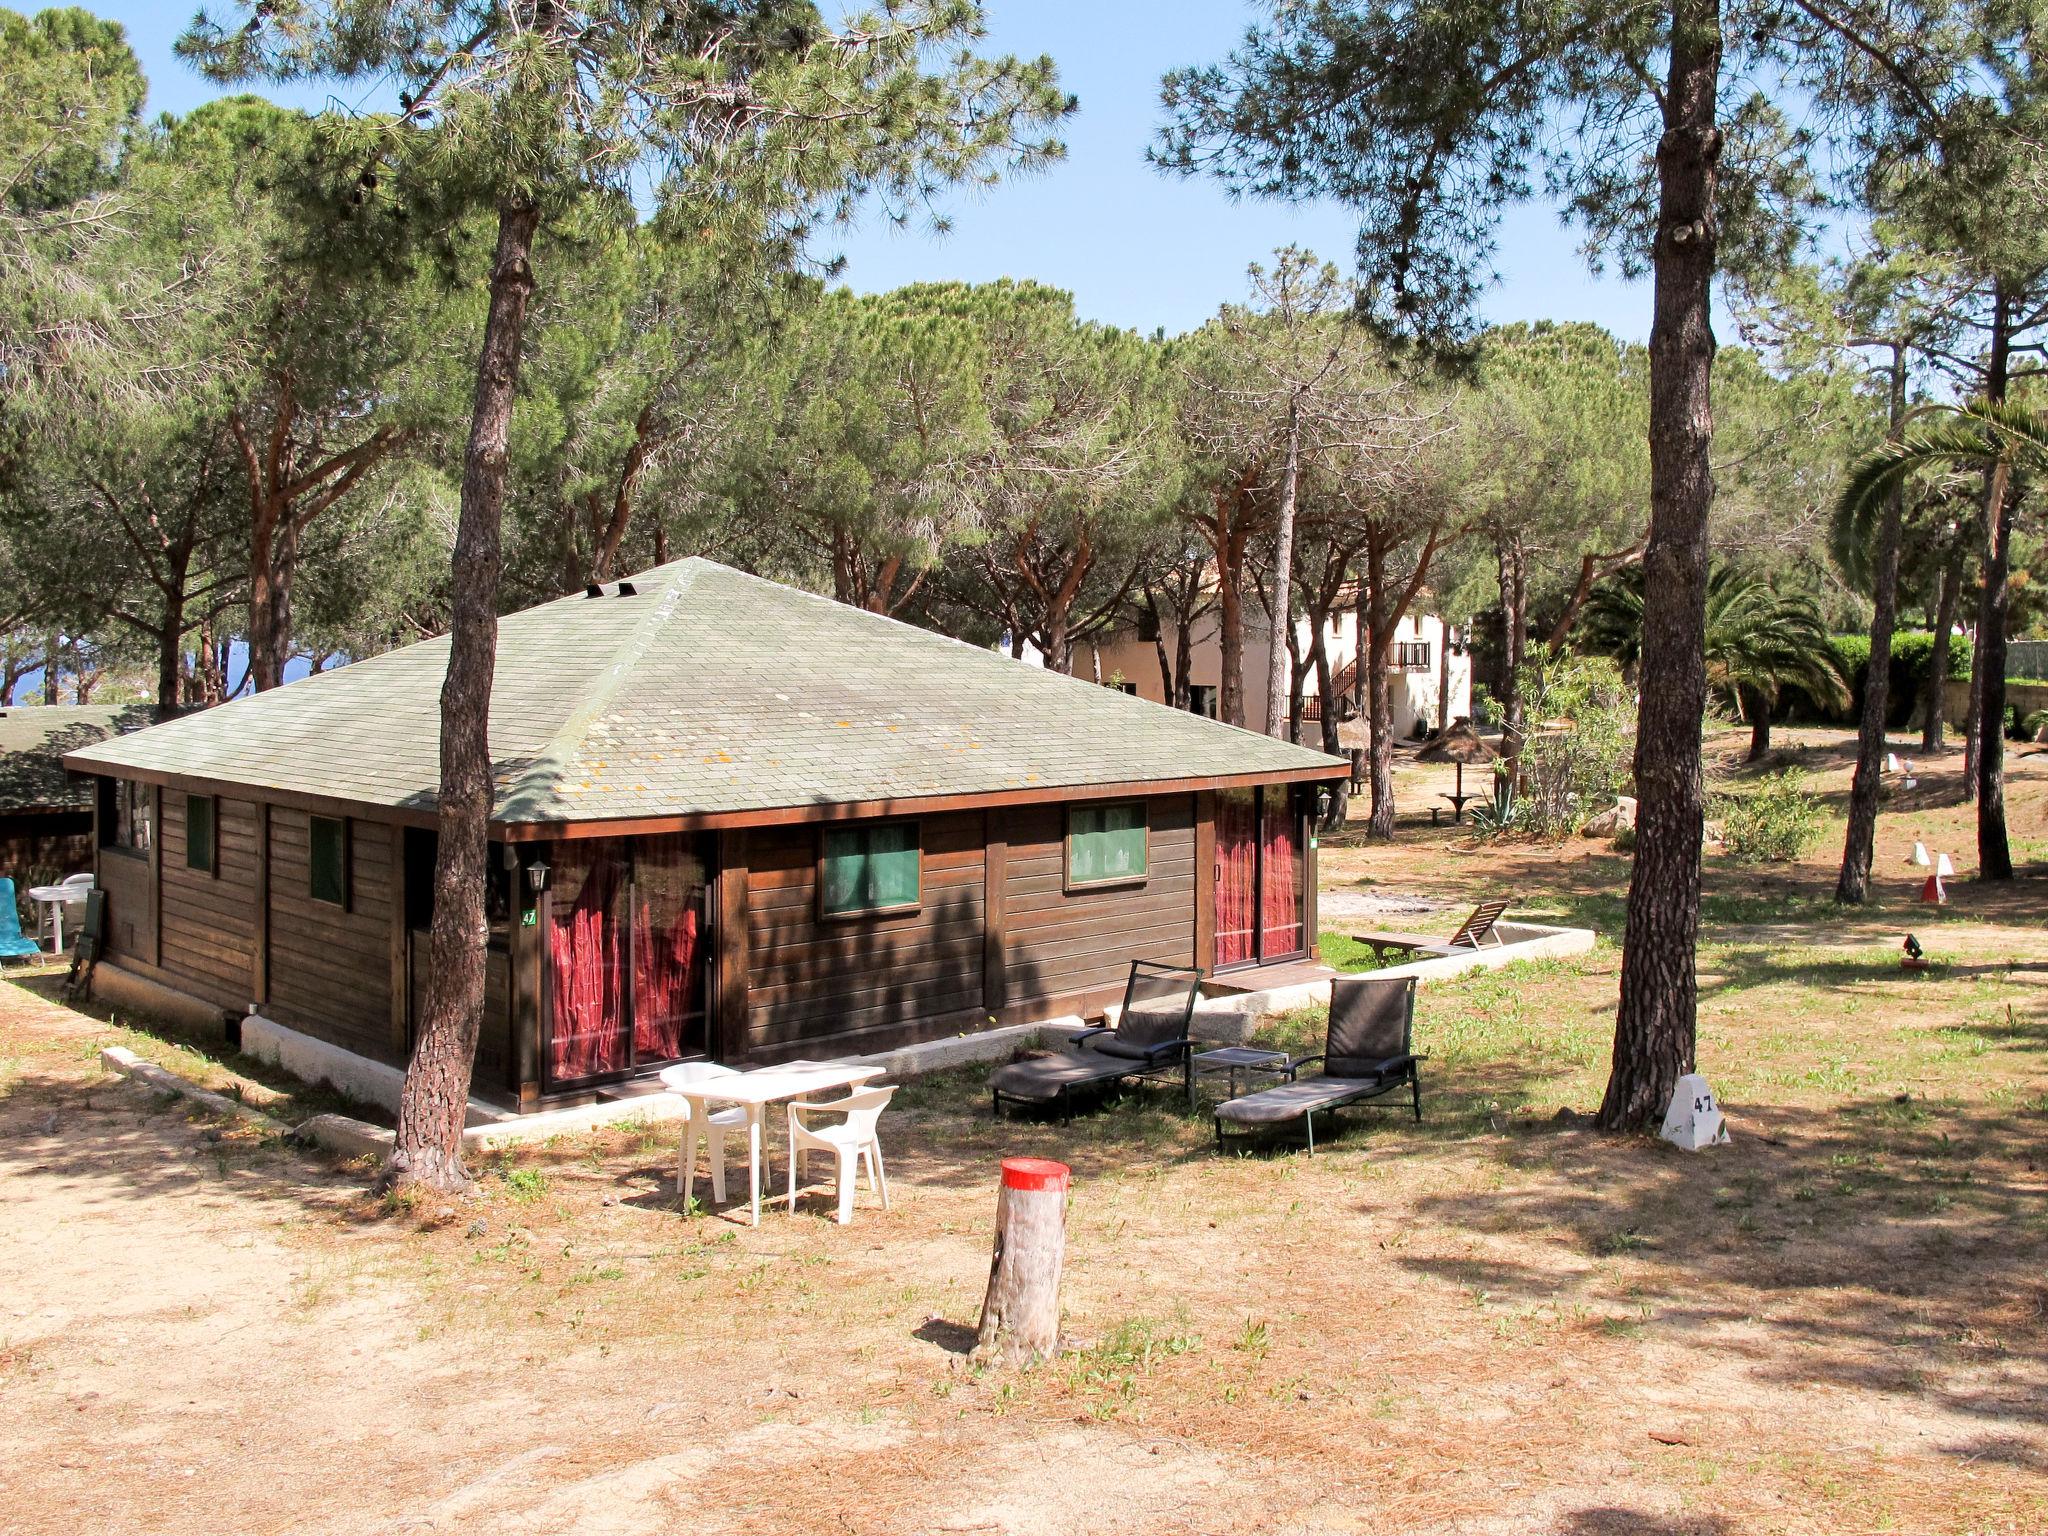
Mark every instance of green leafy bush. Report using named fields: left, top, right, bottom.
left=1515, top=654, right=1633, bottom=839
left=1719, top=770, right=1825, bottom=862
left=1813, top=632, right=1974, bottom=727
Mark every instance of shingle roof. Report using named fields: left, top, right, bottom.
left=65, top=559, right=1345, bottom=825
left=1, top=703, right=161, bottom=813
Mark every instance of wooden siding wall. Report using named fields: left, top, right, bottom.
left=1000, top=795, right=1197, bottom=1018
left=407, top=931, right=512, bottom=1091
left=744, top=810, right=986, bottom=1060
left=97, top=846, right=153, bottom=963
left=266, top=809, right=395, bottom=1064
left=154, top=791, right=259, bottom=1011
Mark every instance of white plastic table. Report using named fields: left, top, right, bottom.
left=25, top=883, right=87, bottom=955
left=672, top=1060, right=886, bottom=1226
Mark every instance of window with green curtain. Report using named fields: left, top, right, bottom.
left=185, top=794, right=214, bottom=874
left=310, top=816, right=349, bottom=908
left=820, top=822, right=920, bottom=917
left=1067, top=802, right=1148, bottom=887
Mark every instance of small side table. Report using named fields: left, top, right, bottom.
left=25, top=885, right=79, bottom=955
left=1192, top=1046, right=1296, bottom=1101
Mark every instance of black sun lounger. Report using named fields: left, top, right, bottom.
left=1213, top=975, right=1422, bottom=1152
left=989, top=960, right=1203, bottom=1122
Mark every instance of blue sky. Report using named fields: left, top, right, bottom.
left=100, top=0, right=1659, bottom=341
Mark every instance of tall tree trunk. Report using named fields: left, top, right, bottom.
left=1495, top=531, right=1527, bottom=748
left=1313, top=624, right=1348, bottom=825
left=1962, top=605, right=1985, bottom=796
left=1152, top=628, right=1175, bottom=701
left=247, top=497, right=287, bottom=692
left=1743, top=685, right=1771, bottom=763
left=1920, top=547, right=1959, bottom=752
left=1285, top=620, right=1305, bottom=743
left=154, top=543, right=192, bottom=714
left=1217, top=567, right=1245, bottom=727
left=1043, top=615, right=1071, bottom=675
left=1264, top=400, right=1300, bottom=737
left=1601, top=0, right=1720, bottom=1133
left=386, top=197, right=541, bottom=1196
left=1836, top=346, right=1907, bottom=903
left=1436, top=625, right=1452, bottom=733
left=1351, top=576, right=1369, bottom=722
left=1975, top=285, right=2014, bottom=880
left=1364, top=544, right=1397, bottom=840
left=1173, top=609, right=1193, bottom=709
left=41, top=630, right=59, bottom=704
left=1977, top=463, right=2015, bottom=879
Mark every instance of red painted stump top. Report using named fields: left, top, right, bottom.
left=1000, top=1156, right=1071, bottom=1192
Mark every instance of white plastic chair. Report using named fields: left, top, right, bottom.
left=786, top=1085, right=896, bottom=1225
left=660, top=1062, right=751, bottom=1213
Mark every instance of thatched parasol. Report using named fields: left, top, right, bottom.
left=1415, top=719, right=1499, bottom=804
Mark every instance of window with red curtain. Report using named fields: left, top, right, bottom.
left=1259, top=790, right=1304, bottom=958
left=1215, top=789, right=1258, bottom=967
left=547, top=841, right=628, bottom=1083
left=631, top=834, right=707, bottom=1063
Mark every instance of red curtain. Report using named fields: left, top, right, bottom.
left=631, top=835, right=705, bottom=1062
left=547, top=843, right=628, bottom=1082
left=1215, top=789, right=1258, bottom=967
left=1260, top=791, right=1303, bottom=957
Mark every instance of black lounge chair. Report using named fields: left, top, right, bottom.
left=990, top=960, right=1203, bottom=1122
left=1213, top=975, right=1421, bottom=1153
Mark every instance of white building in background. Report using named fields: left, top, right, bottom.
left=1084, top=596, right=1472, bottom=743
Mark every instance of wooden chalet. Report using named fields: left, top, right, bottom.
left=65, top=560, right=1346, bottom=1113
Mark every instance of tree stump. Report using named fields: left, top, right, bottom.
left=973, top=1156, right=1070, bottom=1367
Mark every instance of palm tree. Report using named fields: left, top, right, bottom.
left=1579, top=565, right=1851, bottom=761
left=1837, top=396, right=2042, bottom=881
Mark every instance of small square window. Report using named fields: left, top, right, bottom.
left=185, top=794, right=215, bottom=874
left=100, top=779, right=152, bottom=852
left=819, top=823, right=920, bottom=918
left=1066, top=802, right=1148, bottom=889
left=310, top=816, right=349, bottom=908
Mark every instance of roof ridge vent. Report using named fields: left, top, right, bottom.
left=616, top=581, right=637, bottom=597
left=584, top=583, right=604, bottom=599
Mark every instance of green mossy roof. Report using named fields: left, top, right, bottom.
left=66, top=559, right=1344, bottom=825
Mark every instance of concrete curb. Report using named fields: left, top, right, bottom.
left=287, top=1019, right=1101, bottom=1162
left=241, top=1014, right=504, bottom=1128
left=99, top=1046, right=291, bottom=1138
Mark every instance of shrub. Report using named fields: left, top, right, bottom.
left=1811, top=632, right=1974, bottom=728
left=1720, top=770, right=1825, bottom=862
left=1469, top=682, right=1499, bottom=729
left=1515, top=654, right=1633, bottom=840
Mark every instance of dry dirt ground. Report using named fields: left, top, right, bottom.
left=2, top=725, right=2045, bottom=1536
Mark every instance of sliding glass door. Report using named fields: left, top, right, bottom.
left=546, top=834, right=711, bottom=1090
left=1213, top=785, right=1307, bottom=971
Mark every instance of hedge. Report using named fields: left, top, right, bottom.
left=1783, top=631, right=1975, bottom=727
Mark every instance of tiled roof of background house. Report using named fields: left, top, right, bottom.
left=66, top=559, right=1346, bottom=824
left=0, top=703, right=162, bottom=814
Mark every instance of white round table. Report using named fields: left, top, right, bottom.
left=25, top=884, right=87, bottom=955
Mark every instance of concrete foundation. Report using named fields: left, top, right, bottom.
left=239, top=1013, right=503, bottom=1129
left=91, top=963, right=230, bottom=1038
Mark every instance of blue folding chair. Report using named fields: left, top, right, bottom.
left=0, top=877, right=46, bottom=962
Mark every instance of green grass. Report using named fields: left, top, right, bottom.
left=1317, top=931, right=1391, bottom=973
